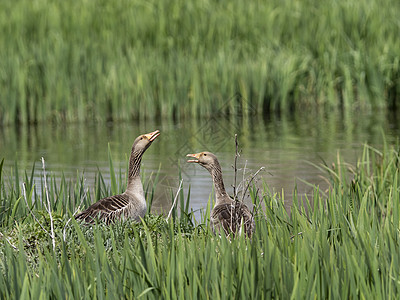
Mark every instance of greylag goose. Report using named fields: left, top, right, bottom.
left=75, top=129, right=160, bottom=224
left=187, top=152, right=255, bottom=238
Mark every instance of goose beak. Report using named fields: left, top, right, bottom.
left=144, top=130, right=161, bottom=142
left=187, top=153, right=201, bottom=163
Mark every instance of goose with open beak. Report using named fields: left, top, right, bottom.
left=187, top=151, right=255, bottom=238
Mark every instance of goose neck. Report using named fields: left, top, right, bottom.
left=128, top=148, right=144, bottom=181
left=209, top=164, right=229, bottom=205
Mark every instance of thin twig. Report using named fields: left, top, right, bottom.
left=241, top=159, right=248, bottom=201
left=42, top=157, right=56, bottom=253
left=166, top=179, right=183, bottom=221
left=232, top=134, right=240, bottom=201
left=241, top=167, right=265, bottom=202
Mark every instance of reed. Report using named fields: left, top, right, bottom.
left=0, top=0, right=399, bottom=124
left=1, top=140, right=400, bottom=298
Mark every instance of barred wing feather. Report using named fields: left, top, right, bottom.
left=75, top=194, right=132, bottom=225
left=211, top=201, right=255, bottom=238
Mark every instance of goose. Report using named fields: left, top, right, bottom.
left=187, top=151, right=255, bottom=238
left=75, top=129, right=160, bottom=224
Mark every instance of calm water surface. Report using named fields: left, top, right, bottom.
left=1, top=111, right=399, bottom=217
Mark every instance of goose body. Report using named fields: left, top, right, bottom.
left=210, top=201, right=254, bottom=238
left=187, top=151, right=255, bottom=238
left=75, top=130, right=160, bottom=224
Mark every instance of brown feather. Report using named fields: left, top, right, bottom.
left=75, top=193, right=140, bottom=225
left=211, top=201, right=255, bottom=238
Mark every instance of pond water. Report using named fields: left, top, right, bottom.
left=1, top=110, right=399, bottom=218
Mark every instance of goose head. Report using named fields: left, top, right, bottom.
left=187, top=151, right=219, bottom=172
left=133, top=129, right=160, bottom=152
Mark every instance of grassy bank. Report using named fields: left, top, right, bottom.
left=0, top=140, right=400, bottom=298
left=0, top=0, right=399, bottom=124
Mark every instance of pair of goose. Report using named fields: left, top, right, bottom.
left=75, top=130, right=255, bottom=237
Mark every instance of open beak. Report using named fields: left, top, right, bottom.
left=186, top=153, right=201, bottom=163
left=144, top=130, right=161, bottom=142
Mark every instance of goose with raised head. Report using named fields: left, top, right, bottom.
left=187, top=151, right=255, bottom=238
left=75, top=129, right=160, bottom=224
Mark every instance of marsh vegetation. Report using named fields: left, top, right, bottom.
left=1, top=0, right=400, bottom=298
left=1, top=141, right=400, bottom=298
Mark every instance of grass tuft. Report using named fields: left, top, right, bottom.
left=1, top=140, right=400, bottom=297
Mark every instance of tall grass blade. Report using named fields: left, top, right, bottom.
left=108, top=143, right=117, bottom=195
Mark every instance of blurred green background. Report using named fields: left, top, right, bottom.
left=0, top=0, right=399, bottom=124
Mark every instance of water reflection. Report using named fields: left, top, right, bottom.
left=0, top=110, right=399, bottom=217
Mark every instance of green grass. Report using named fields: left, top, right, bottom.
left=1, top=139, right=400, bottom=298
left=0, top=0, right=399, bottom=124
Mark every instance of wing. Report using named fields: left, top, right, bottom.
left=75, top=193, right=131, bottom=225
left=211, top=201, right=255, bottom=238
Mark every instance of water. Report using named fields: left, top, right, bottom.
left=1, top=110, right=399, bottom=217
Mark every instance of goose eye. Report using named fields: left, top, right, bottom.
left=204, top=153, right=207, bottom=156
